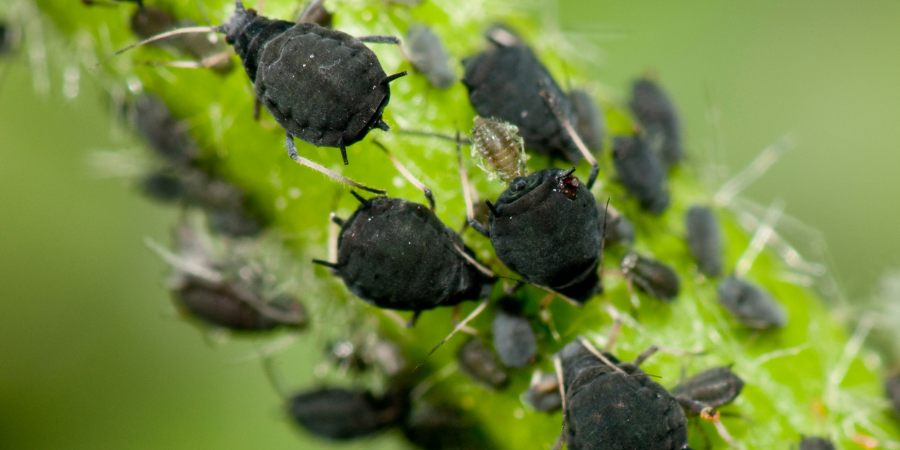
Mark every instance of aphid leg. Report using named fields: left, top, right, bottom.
left=253, top=97, right=262, bottom=121
left=372, top=140, right=435, bottom=210
left=577, top=336, right=628, bottom=375
left=456, top=131, right=490, bottom=236
left=357, top=35, right=402, bottom=44
left=676, top=398, right=740, bottom=449
left=632, top=345, right=659, bottom=367
left=296, top=0, right=323, bottom=22
left=407, top=311, right=422, bottom=328
left=400, top=129, right=473, bottom=145
left=416, top=298, right=490, bottom=370
left=735, top=199, right=784, bottom=276
left=624, top=276, right=641, bottom=311
left=552, top=354, right=567, bottom=421
left=452, top=244, right=495, bottom=278
left=540, top=80, right=600, bottom=189
left=604, top=317, right=623, bottom=353
left=381, top=71, right=408, bottom=84
left=285, top=133, right=385, bottom=194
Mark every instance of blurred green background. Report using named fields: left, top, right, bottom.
left=1, top=0, right=898, bottom=448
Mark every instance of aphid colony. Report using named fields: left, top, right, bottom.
left=98, top=0, right=893, bottom=447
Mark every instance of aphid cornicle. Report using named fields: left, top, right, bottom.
left=798, top=437, right=836, bottom=450
left=405, top=24, right=455, bottom=89
left=462, top=32, right=583, bottom=163
left=557, top=338, right=689, bottom=450
left=219, top=1, right=406, bottom=165
left=612, top=134, right=670, bottom=214
left=288, top=386, right=408, bottom=440
left=468, top=167, right=604, bottom=302
left=685, top=205, right=723, bottom=277
left=457, top=339, right=509, bottom=389
left=630, top=78, right=682, bottom=166
left=621, top=252, right=680, bottom=302
left=670, top=366, right=744, bottom=410
left=717, top=275, right=787, bottom=329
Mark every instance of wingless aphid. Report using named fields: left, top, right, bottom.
left=457, top=338, right=509, bottom=390
left=107, top=0, right=407, bottom=193
left=570, top=89, right=605, bottom=154
left=670, top=366, right=744, bottom=411
left=612, top=134, right=670, bottom=214
left=288, top=385, right=409, bottom=440
left=491, top=299, right=537, bottom=368
left=717, top=276, right=787, bottom=329
left=621, top=251, right=680, bottom=303
left=630, top=77, right=683, bottom=166
left=404, top=24, right=455, bottom=89
left=686, top=205, right=723, bottom=277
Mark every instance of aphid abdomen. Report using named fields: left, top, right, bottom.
left=336, top=197, right=488, bottom=311
left=256, top=23, right=390, bottom=147
left=472, top=117, right=527, bottom=183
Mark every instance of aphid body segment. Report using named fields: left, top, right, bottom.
left=798, top=437, right=836, bottom=450
left=288, top=386, right=408, bottom=440
left=491, top=306, right=537, bottom=368
left=462, top=38, right=583, bottom=163
left=405, top=25, right=455, bottom=89
left=612, top=134, right=670, bottom=214
left=671, top=366, right=744, bottom=410
left=717, top=276, right=787, bottom=329
left=621, top=252, right=680, bottom=302
left=630, top=78, right=682, bottom=166
left=558, top=339, right=689, bottom=450
left=471, top=116, right=528, bottom=183
left=220, top=1, right=403, bottom=160
left=570, top=89, right=605, bottom=153
left=685, top=205, right=723, bottom=277
left=324, top=195, right=493, bottom=312
left=457, top=339, right=508, bottom=389
left=475, top=168, right=603, bottom=302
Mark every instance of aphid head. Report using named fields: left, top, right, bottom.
left=219, top=0, right=256, bottom=44
left=493, top=168, right=582, bottom=216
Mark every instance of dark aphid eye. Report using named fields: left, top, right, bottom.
left=511, top=177, right=527, bottom=191
left=558, top=174, right=580, bottom=200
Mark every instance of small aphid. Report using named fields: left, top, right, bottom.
left=621, top=252, right=680, bottom=302
left=133, top=95, right=201, bottom=166
left=405, top=25, right=455, bottom=89
left=799, top=437, right=836, bottom=450
left=471, top=116, right=528, bottom=183
left=671, top=366, right=744, bottom=410
left=175, top=276, right=304, bottom=331
left=457, top=339, right=509, bottom=389
left=686, top=205, right=723, bottom=277
left=630, top=77, right=682, bottom=166
left=570, top=89, right=605, bottom=153
left=524, top=370, right=562, bottom=412
left=717, top=276, right=787, bottom=329
left=886, top=373, right=900, bottom=418
left=600, top=203, right=635, bottom=247
left=288, top=386, right=408, bottom=440
left=612, top=134, right=670, bottom=214
left=401, top=405, right=486, bottom=450
left=491, top=301, right=537, bottom=368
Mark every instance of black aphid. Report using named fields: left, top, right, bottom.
left=288, top=386, right=408, bottom=440
left=630, top=78, right=682, bottom=166
left=133, top=94, right=201, bottom=165
left=717, top=276, right=787, bottom=329
left=175, top=276, right=304, bottom=331
left=491, top=300, right=537, bottom=368
left=471, top=116, right=528, bottom=183
left=457, top=339, right=509, bottom=389
left=401, top=404, right=487, bottom=450
left=685, top=205, right=723, bottom=277
left=462, top=31, right=584, bottom=163
left=570, top=89, right=605, bottom=153
left=600, top=203, right=635, bottom=247
left=556, top=338, right=689, bottom=450
left=621, top=252, right=680, bottom=302
left=886, top=373, right=900, bottom=418
left=405, top=24, right=455, bottom=89
left=799, top=437, right=836, bottom=450
left=671, top=366, right=744, bottom=410
left=612, top=134, right=670, bottom=214
left=218, top=1, right=406, bottom=164
left=467, top=167, right=604, bottom=303
left=524, top=370, right=562, bottom=412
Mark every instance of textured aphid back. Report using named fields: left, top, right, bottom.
left=471, top=116, right=528, bottom=183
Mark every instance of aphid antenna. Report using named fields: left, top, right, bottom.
left=400, top=129, right=474, bottom=145
left=735, top=199, right=785, bottom=277
left=94, top=26, right=219, bottom=69
left=414, top=298, right=490, bottom=371
left=261, top=355, right=291, bottom=399
left=577, top=335, right=628, bottom=376
left=143, top=236, right=223, bottom=283
left=135, top=49, right=235, bottom=69
left=285, top=133, right=385, bottom=194
left=539, top=80, right=599, bottom=189
left=713, top=133, right=797, bottom=207
left=372, top=139, right=435, bottom=210
left=456, top=132, right=492, bottom=237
